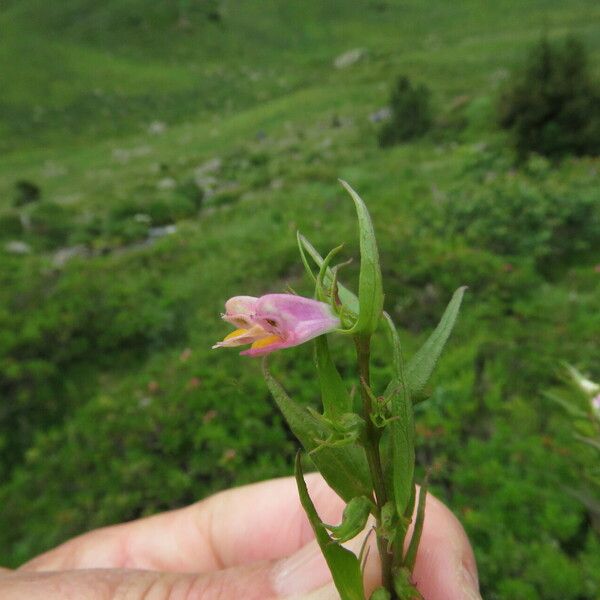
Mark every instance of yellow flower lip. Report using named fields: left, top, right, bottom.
left=212, top=325, right=272, bottom=349
left=224, top=328, right=249, bottom=341
left=249, top=335, right=282, bottom=351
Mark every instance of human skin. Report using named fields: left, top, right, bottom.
left=0, top=474, right=481, bottom=599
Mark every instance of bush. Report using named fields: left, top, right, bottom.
left=378, top=75, right=432, bottom=146
left=28, top=201, right=73, bottom=248
left=437, top=162, right=600, bottom=272
left=12, top=180, right=41, bottom=207
left=498, top=36, right=600, bottom=160
left=0, top=212, right=24, bottom=238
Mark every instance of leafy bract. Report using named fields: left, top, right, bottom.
left=295, top=453, right=366, bottom=600
left=297, top=232, right=360, bottom=315
left=339, top=180, right=384, bottom=336
left=405, top=286, right=466, bottom=396
left=315, top=335, right=352, bottom=419
left=264, top=362, right=372, bottom=501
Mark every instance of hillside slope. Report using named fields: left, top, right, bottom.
left=0, top=2, right=599, bottom=598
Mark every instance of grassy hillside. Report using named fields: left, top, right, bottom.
left=1, top=2, right=599, bottom=598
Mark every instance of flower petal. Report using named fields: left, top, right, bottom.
left=212, top=325, right=270, bottom=349
left=240, top=335, right=287, bottom=357
left=254, top=294, right=340, bottom=340
left=222, top=296, right=258, bottom=327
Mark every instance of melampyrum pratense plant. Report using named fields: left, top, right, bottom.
left=546, top=365, right=600, bottom=534
left=214, top=181, right=466, bottom=600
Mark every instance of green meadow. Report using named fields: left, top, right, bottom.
left=0, top=2, right=599, bottom=598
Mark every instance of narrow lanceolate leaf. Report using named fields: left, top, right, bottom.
left=405, top=286, right=466, bottom=396
left=298, top=233, right=359, bottom=315
left=383, top=313, right=414, bottom=519
left=404, top=482, right=428, bottom=571
left=339, top=180, right=384, bottom=336
left=297, top=231, right=318, bottom=285
left=315, top=335, right=352, bottom=419
left=295, top=454, right=366, bottom=600
left=574, top=434, right=600, bottom=452
left=544, top=391, right=588, bottom=419
left=264, top=363, right=372, bottom=501
left=316, top=244, right=345, bottom=303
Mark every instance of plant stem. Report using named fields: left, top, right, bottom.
left=354, top=334, right=395, bottom=595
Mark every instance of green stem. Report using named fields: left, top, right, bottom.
left=354, top=335, right=395, bottom=596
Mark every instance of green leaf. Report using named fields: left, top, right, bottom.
left=264, top=362, right=372, bottom=501
left=325, top=496, right=372, bottom=542
left=295, top=453, right=366, bottom=600
left=298, top=232, right=359, bottom=315
left=404, top=482, right=428, bottom=571
left=315, top=335, right=352, bottom=419
left=574, top=434, right=600, bottom=453
left=316, top=244, right=345, bottom=303
left=296, top=231, right=318, bottom=286
left=382, top=312, right=415, bottom=520
left=339, top=180, right=384, bottom=336
left=405, top=286, right=466, bottom=395
left=544, top=391, right=588, bottom=419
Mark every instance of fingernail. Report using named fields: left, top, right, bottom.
left=459, top=564, right=482, bottom=600
left=272, top=541, right=331, bottom=597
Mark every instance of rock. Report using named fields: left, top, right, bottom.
left=42, top=161, right=67, bottom=178
left=149, top=224, right=177, bottom=238
left=52, top=245, right=89, bottom=267
left=134, top=213, right=152, bottom=224
left=369, top=107, right=392, bottom=123
left=147, top=121, right=167, bottom=135
left=112, top=146, right=151, bottom=163
left=333, top=48, right=367, bottom=69
left=156, top=177, right=177, bottom=190
left=195, top=158, right=222, bottom=176
left=4, top=240, right=31, bottom=254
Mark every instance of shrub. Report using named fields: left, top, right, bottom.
left=498, top=36, right=600, bottom=159
left=0, top=212, right=24, bottom=238
left=438, top=164, right=600, bottom=272
left=378, top=75, right=432, bottom=146
left=176, top=179, right=204, bottom=210
left=28, top=201, right=73, bottom=248
left=12, top=180, right=41, bottom=207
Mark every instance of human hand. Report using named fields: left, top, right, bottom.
left=0, top=474, right=481, bottom=599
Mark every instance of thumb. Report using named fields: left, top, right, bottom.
left=411, top=492, right=481, bottom=600
left=2, top=542, right=335, bottom=600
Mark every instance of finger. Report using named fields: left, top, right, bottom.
left=411, top=492, right=481, bottom=600
left=22, top=473, right=345, bottom=573
left=4, top=547, right=340, bottom=600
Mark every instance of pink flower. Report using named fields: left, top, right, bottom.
left=213, top=294, right=340, bottom=356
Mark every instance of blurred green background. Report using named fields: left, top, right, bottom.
left=1, top=2, right=599, bottom=598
